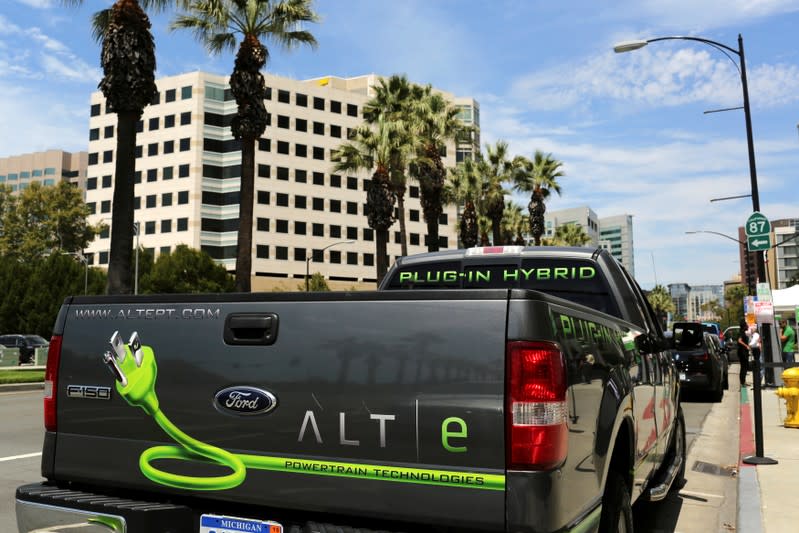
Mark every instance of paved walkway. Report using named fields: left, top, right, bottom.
left=739, top=372, right=799, bottom=532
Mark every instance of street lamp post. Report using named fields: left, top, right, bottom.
left=615, top=34, right=765, bottom=282
left=305, top=240, right=355, bottom=292
left=133, top=221, right=140, bottom=295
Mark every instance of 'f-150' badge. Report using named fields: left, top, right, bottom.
left=214, top=386, right=278, bottom=416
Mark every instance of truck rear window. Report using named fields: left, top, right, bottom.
left=385, top=258, right=619, bottom=317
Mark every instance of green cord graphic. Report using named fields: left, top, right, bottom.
left=104, top=331, right=505, bottom=492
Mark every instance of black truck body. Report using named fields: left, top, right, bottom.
left=17, top=247, right=684, bottom=533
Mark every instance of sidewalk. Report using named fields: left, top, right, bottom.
left=739, top=374, right=799, bottom=532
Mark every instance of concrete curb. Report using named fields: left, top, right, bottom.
left=738, top=386, right=764, bottom=533
left=0, top=382, right=44, bottom=393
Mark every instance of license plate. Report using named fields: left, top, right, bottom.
left=200, top=514, right=282, bottom=533
left=679, top=372, right=686, bottom=381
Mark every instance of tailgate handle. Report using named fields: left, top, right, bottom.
left=224, top=313, right=279, bottom=345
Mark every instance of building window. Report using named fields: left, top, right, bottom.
left=257, top=218, right=270, bottom=231
left=363, top=228, right=373, bottom=241
left=146, top=195, right=156, bottom=208
left=295, top=195, right=307, bottom=209
left=179, top=138, right=190, bottom=151
left=347, top=226, right=358, bottom=240
left=181, top=86, right=192, bottom=99
left=165, top=114, right=175, bottom=128
left=347, top=252, right=358, bottom=265
left=90, top=104, right=101, bottom=116
left=102, top=175, right=112, bottom=188
left=149, top=117, right=159, bottom=130
left=265, top=87, right=272, bottom=100
left=147, top=143, right=158, bottom=156
left=295, top=221, right=306, bottom=235
left=330, top=225, right=341, bottom=238
left=162, top=192, right=172, bottom=206
left=313, top=146, right=324, bottom=160
left=276, top=193, right=289, bottom=207
left=410, top=186, right=419, bottom=198
left=347, top=201, right=358, bottom=215
left=346, top=176, right=358, bottom=190
left=295, top=144, right=307, bottom=157
left=296, top=93, right=307, bottom=107
left=145, top=221, right=156, bottom=234
left=364, top=253, right=374, bottom=266
left=165, top=89, right=176, bottom=102
left=89, top=128, right=99, bottom=141
left=177, top=218, right=188, bottom=231
left=133, top=197, right=141, bottom=210
left=410, top=209, right=420, bottom=222
left=257, top=191, right=270, bottom=204
left=178, top=164, right=190, bottom=177
left=296, top=118, right=307, bottom=132
left=330, top=174, right=341, bottom=188
left=161, top=220, right=172, bottom=233
left=151, top=91, right=160, bottom=105
left=178, top=191, right=189, bottom=204
left=347, top=104, right=358, bottom=117
left=87, top=177, right=97, bottom=190
left=258, top=164, right=271, bottom=178
left=330, top=124, right=342, bottom=138
left=136, top=120, right=143, bottom=133
left=277, top=141, right=289, bottom=154
left=88, top=153, right=98, bottom=165
left=313, top=121, right=324, bottom=135
left=312, top=223, right=324, bottom=237
left=331, top=100, right=341, bottom=114
left=312, top=197, right=324, bottom=211
left=277, top=167, right=289, bottom=180
left=276, top=246, right=288, bottom=260
left=277, top=89, right=290, bottom=103
left=104, top=125, right=114, bottom=138
left=162, top=140, right=174, bottom=154
left=329, top=200, right=341, bottom=213
left=277, top=115, right=289, bottom=129
left=259, top=138, right=271, bottom=151
left=180, top=112, right=191, bottom=125
left=313, top=97, right=324, bottom=110
left=147, top=168, right=157, bottom=182
left=101, top=200, right=111, bottom=213
left=410, top=233, right=420, bottom=246
left=87, top=202, right=96, bottom=214
left=276, top=219, right=289, bottom=233
left=394, top=231, right=401, bottom=244
left=257, top=245, right=269, bottom=259
left=291, top=247, right=305, bottom=262
left=103, top=150, right=113, bottom=163
left=313, top=172, right=324, bottom=185
left=99, top=251, right=109, bottom=264
left=330, top=251, right=341, bottom=264
left=295, top=169, right=307, bottom=183
left=438, top=213, right=448, bottom=225
left=163, top=166, right=173, bottom=180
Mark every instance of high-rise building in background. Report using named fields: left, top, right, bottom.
left=771, top=219, right=799, bottom=289
left=668, top=283, right=691, bottom=319
left=543, top=206, right=600, bottom=244
left=0, top=150, right=88, bottom=193
left=688, top=284, right=725, bottom=321
left=598, top=214, right=635, bottom=276
left=83, top=71, right=478, bottom=290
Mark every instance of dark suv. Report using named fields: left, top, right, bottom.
left=0, top=334, right=49, bottom=365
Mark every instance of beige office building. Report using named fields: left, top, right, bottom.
left=84, top=71, right=478, bottom=290
left=0, top=150, right=88, bottom=192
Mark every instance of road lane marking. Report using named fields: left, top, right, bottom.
left=0, top=452, right=42, bottom=462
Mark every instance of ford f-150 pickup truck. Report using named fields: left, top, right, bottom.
left=17, top=246, right=684, bottom=533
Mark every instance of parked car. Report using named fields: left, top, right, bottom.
left=723, top=325, right=741, bottom=362
left=0, top=334, right=49, bottom=365
left=671, top=322, right=728, bottom=401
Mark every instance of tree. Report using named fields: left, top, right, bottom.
left=725, top=285, right=747, bottom=327
left=789, top=271, right=799, bottom=287
left=140, top=245, right=235, bottom=293
left=0, top=182, right=97, bottom=263
left=173, top=0, right=318, bottom=292
left=299, top=272, right=330, bottom=292
left=550, top=223, right=590, bottom=247
left=445, top=157, right=481, bottom=249
left=514, top=150, right=564, bottom=245
left=501, top=202, right=527, bottom=245
left=334, top=117, right=408, bottom=284
left=65, top=0, right=166, bottom=294
left=647, top=285, right=675, bottom=328
left=481, top=141, right=513, bottom=245
left=408, top=86, right=464, bottom=252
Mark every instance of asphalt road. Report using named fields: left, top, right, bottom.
left=1, top=388, right=722, bottom=533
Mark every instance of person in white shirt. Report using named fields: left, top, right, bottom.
left=748, top=326, right=762, bottom=387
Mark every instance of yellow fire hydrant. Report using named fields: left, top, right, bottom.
left=776, top=367, right=799, bottom=428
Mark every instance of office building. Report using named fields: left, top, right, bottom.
left=688, top=284, right=724, bottom=321
left=0, top=150, right=88, bottom=193
left=543, top=206, right=600, bottom=244
left=599, top=214, right=635, bottom=276
left=84, top=71, right=477, bottom=290
left=668, top=283, right=691, bottom=319
left=772, top=219, right=799, bottom=289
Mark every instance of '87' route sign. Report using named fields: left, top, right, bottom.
left=745, top=212, right=771, bottom=252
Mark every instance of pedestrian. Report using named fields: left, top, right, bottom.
left=748, top=325, right=762, bottom=387
left=737, top=320, right=751, bottom=387
left=779, top=319, right=796, bottom=365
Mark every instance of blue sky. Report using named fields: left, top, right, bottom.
left=2, top=0, right=798, bottom=289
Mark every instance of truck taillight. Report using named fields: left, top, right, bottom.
left=44, top=335, right=62, bottom=431
left=506, top=341, right=568, bottom=470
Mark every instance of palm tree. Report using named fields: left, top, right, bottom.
left=481, top=141, right=513, bottom=245
left=551, top=223, right=591, bottom=247
left=445, top=158, right=480, bottom=249
left=647, top=285, right=675, bottom=328
left=333, top=117, right=409, bottom=284
left=501, top=202, right=527, bottom=245
left=514, top=150, right=564, bottom=246
left=173, top=0, right=318, bottom=292
left=64, top=0, right=167, bottom=294
left=362, top=75, right=416, bottom=257
left=408, top=85, right=464, bottom=252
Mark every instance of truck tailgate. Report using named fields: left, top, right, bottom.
left=53, top=292, right=508, bottom=530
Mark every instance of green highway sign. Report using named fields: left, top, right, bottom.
left=745, top=211, right=771, bottom=238
left=748, top=234, right=771, bottom=252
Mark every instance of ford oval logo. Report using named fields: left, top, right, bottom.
left=214, top=386, right=278, bottom=416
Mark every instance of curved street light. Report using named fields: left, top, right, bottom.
left=615, top=34, right=764, bottom=283
left=684, top=230, right=744, bottom=246
left=305, top=240, right=355, bottom=291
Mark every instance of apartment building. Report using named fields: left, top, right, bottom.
left=543, top=206, right=600, bottom=244
left=771, top=218, right=799, bottom=289
left=0, top=149, right=88, bottom=192
left=84, top=71, right=478, bottom=290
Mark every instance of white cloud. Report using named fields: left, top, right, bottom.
left=14, top=0, right=56, bottom=9
left=631, top=0, right=799, bottom=31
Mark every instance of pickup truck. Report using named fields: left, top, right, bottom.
left=17, top=246, right=684, bottom=533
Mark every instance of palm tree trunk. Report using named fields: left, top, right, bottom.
left=420, top=147, right=445, bottom=252
left=376, top=229, right=389, bottom=285
left=235, top=136, right=255, bottom=292
left=492, top=218, right=502, bottom=246
left=106, top=110, right=137, bottom=294
left=396, top=191, right=408, bottom=257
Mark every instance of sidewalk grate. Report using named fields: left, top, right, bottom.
left=691, top=460, right=737, bottom=477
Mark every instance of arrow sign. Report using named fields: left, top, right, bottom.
left=748, top=234, right=771, bottom=252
